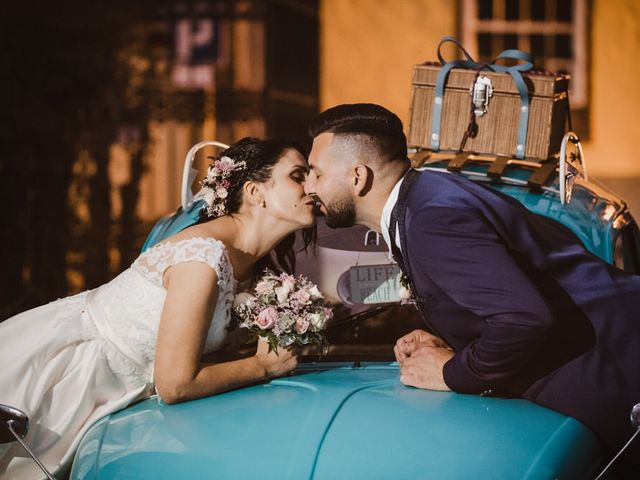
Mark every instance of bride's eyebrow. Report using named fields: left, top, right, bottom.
left=291, top=164, right=310, bottom=174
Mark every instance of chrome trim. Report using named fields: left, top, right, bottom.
left=559, top=132, right=588, bottom=205
left=181, top=140, right=230, bottom=210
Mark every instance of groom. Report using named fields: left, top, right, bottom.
left=305, top=103, right=640, bottom=471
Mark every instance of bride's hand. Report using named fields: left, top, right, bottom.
left=255, top=338, right=298, bottom=379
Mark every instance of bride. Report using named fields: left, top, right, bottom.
left=0, top=137, right=317, bottom=479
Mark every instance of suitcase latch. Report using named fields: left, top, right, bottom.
left=470, top=75, right=493, bottom=117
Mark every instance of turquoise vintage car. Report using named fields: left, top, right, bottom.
left=69, top=138, right=640, bottom=479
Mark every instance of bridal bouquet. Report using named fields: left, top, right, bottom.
left=232, top=270, right=332, bottom=353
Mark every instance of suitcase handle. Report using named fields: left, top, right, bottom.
left=436, top=35, right=477, bottom=65
left=429, top=36, right=534, bottom=160
left=434, top=36, right=534, bottom=75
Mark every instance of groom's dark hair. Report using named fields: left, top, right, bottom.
left=309, top=103, right=409, bottom=164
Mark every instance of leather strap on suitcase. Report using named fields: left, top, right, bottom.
left=430, top=36, right=534, bottom=160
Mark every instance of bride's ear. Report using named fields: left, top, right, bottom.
left=243, top=181, right=265, bottom=208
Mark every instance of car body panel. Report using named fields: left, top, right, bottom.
left=71, top=163, right=633, bottom=479
left=70, top=364, right=602, bottom=480
left=140, top=201, right=204, bottom=253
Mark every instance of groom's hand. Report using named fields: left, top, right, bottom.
left=394, top=329, right=451, bottom=365
left=399, top=346, right=454, bottom=391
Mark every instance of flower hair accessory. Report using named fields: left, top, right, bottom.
left=232, top=270, right=332, bottom=354
left=201, top=155, right=247, bottom=218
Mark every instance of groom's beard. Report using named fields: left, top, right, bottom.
left=324, top=196, right=356, bottom=228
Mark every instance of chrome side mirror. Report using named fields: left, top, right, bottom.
left=594, top=402, right=640, bottom=480
left=631, top=403, right=640, bottom=429
left=0, top=404, right=56, bottom=479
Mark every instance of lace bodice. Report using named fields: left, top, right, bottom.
left=132, top=237, right=234, bottom=288
left=77, top=237, right=237, bottom=383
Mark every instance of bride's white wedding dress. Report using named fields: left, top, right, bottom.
left=0, top=237, right=236, bottom=479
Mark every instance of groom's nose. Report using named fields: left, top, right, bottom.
left=304, top=174, right=316, bottom=195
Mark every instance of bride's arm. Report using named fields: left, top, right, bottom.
left=154, top=261, right=297, bottom=404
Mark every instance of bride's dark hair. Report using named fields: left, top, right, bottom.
left=200, top=137, right=316, bottom=280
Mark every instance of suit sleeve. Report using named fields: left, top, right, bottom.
left=405, top=206, right=554, bottom=394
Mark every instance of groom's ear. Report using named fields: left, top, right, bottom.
left=352, top=164, right=373, bottom=197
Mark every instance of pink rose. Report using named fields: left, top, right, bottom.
left=295, top=318, right=310, bottom=334
left=280, top=273, right=296, bottom=291
left=255, top=280, right=272, bottom=295
left=216, top=156, right=235, bottom=172
left=292, top=289, right=311, bottom=305
left=256, top=307, right=278, bottom=329
left=206, top=166, right=220, bottom=180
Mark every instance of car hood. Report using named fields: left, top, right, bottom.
left=71, top=364, right=601, bottom=480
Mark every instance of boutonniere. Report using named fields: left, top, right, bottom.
left=397, top=272, right=416, bottom=305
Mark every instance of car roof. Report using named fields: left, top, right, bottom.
left=419, top=160, right=629, bottom=263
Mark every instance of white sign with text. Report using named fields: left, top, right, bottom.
left=349, top=264, right=402, bottom=304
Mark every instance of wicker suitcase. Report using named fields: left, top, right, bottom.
left=408, top=62, right=570, bottom=160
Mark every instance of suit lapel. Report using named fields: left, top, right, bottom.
left=388, top=169, right=442, bottom=337
left=389, top=168, right=420, bottom=275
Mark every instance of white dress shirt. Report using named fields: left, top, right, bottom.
left=380, top=173, right=407, bottom=258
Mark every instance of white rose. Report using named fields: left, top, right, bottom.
left=233, top=292, right=255, bottom=309
left=281, top=274, right=296, bottom=291
left=308, top=285, right=322, bottom=300
left=278, top=314, right=295, bottom=332
left=398, top=285, right=411, bottom=300
left=275, top=285, right=291, bottom=304
left=206, top=167, right=220, bottom=180
left=202, top=188, right=215, bottom=207
left=309, top=313, right=324, bottom=329
left=215, top=187, right=228, bottom=199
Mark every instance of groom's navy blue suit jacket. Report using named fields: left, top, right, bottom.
left=396, top=169, right=640, bottom=458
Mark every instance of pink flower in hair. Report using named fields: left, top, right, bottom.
left=200, top=154, right=246, bottom=218
left=216, top=156, right=236, bottom=172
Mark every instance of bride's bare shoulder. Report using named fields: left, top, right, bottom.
left=162, top=219, right=229, bottom=246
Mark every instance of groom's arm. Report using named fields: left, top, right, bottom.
left=404, top=206, right=555, bottom=394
